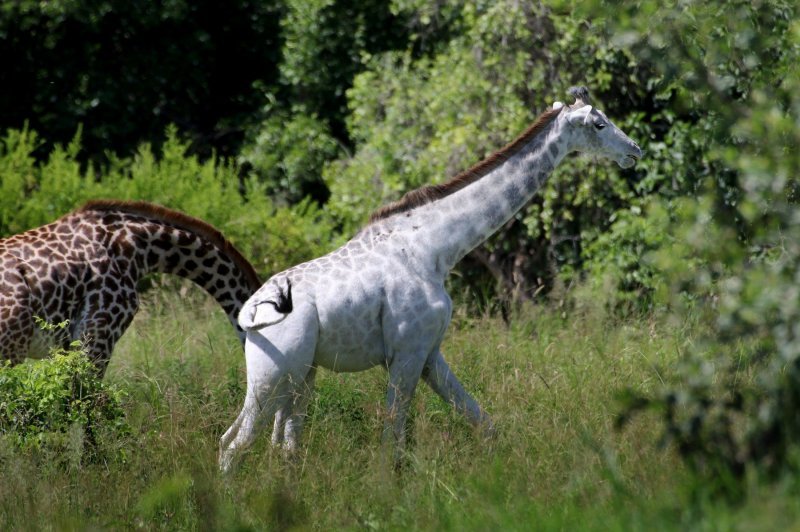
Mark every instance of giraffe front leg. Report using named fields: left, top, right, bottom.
left=73, top=312, right=134, bottom=377
left=383, top=352, right=427, bottom=466
left=422, top=350, right=495, bottom=438
left=73, top=289, right=139, bottom=376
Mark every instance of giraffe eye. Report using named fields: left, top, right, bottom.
left=594, top=122, right=606, bottom=130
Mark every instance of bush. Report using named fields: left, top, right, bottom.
left=0, top=125, right=337, bottom=277
left=605, top=0, right=800, bottom=495
left=239, top=110, right=341, bottom=204
left=0, top=327, right=129, bottom=464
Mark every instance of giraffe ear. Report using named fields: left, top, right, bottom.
left=565, top=104, right=593, bottom=125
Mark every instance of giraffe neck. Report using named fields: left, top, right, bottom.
left=91, top=206, right=260, bottom=343
left=406, top=116, right=567, bottom=275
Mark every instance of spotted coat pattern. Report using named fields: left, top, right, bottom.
left=0, top=200, right=261, bottom=375
left=218, top=88, right=644, bottom=472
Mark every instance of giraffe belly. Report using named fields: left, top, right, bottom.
left=314, top=320, right=385, bottom=372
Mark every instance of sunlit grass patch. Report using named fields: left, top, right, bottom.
left=0, top=290, right=777, bottom=529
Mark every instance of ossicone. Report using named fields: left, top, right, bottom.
left=567, top=86, right=592, bottom=107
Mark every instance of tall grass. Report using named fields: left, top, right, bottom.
left=1, top=285, right=797, bottom=529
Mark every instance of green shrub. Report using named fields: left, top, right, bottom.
left=239, top=110, right=341, bottom=204
left=0, top=125, right=337, bottom=277
left=579, top=200, right=669, bottom=313
left=604, top=0, right=800, bottom=496
left=0, top=330, right=129, bottom=463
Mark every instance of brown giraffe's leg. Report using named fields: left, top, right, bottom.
left=74, top=288, right=139, bottom=376
left=0, top=299, right=34, bottom=365
left=0, top=273, right=34, bottom=364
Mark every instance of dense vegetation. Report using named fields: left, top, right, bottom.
left=2, top=0, right=800, bottom=527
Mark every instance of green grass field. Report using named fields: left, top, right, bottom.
left=1, top=285, right=798, bottom=530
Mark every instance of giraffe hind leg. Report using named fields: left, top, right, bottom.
left=270, top=365, right=316, bottom=451
left=281, top=365, right=317, bottom=452
left=271, top=405, right=288, bottom=447
left=0, top=298, right=34, bottom=364
left=219, top=302, right=318, bottom=473
left=219, top=380, right=294, bottom=472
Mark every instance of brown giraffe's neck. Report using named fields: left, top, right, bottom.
left=80, top=200, right=261, bottom=341
left=0, top=200, right=261, bottom=372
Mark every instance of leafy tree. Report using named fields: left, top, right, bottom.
left=239, top=0, right=412, bottom=204
left=0, top=0, right=283, bottom=162
left=322, top=1, right=696, bottom=308
left=279, top=0, right=409, bottom=140
left=602, top=0, right=800, bottom=489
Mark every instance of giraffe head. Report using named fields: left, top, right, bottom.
left=552, top=86, right=642, bottom=169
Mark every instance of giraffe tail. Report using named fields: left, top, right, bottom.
left=238, top=279, right=293, bottom=331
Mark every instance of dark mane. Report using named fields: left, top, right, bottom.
left=368, top=106, right=562, bottom=223
left=77, top=199, right=262, bottom=291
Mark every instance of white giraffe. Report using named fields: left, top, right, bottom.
left=219, top=86, right=642, bottom=472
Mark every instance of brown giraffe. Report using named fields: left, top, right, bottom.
left=0, top=200, right=261, bottom=375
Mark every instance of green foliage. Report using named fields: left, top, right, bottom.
left=0, top=0, right=284, bottom=162
left=0, top=125, right=336, bottom=276
left=600, top=0, right=800, bottom=491
left=322, top=1, right=700, bottom=304
left=580, top=201, right=669, bottom=312
left=618, top=341, right=800, bottom=498
left=239, top=110, right=341, bottom=204
left=0, top=333, right=128, bottom=462
left=0, top=127, right=39, bottom=235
